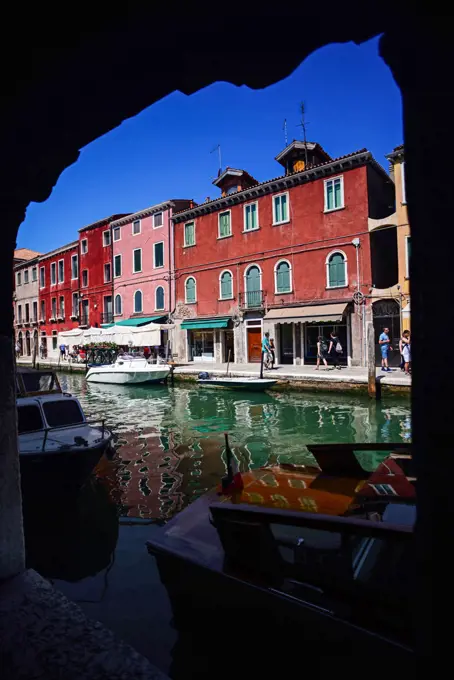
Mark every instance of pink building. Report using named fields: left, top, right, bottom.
left=111, top=200, right=191, bottom=325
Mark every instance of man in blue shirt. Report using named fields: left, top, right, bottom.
left=379, top=327, right=392, bottom=372
left=262, top=332, right=271, bottom=354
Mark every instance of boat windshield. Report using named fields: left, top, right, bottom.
left=18, top=372, right=61, bottom=396
left=42, top=400, right=84, bottom=427
left=17, top=404, right=44, bottom=433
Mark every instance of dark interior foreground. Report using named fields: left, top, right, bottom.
left=0, top=8, right=446, bottom=665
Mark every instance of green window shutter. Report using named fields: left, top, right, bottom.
left=186, top=278, right=196, bottom=302
left=326, top=182, right=334, bottom=210
left=114, top=255, right=121, bottom=277
left=221, top=272, right=232, bottom=299
left=276, top=262, right=290, bottom=292
left=329, top=254, right=345, bottom=287
left=154, top=242, right=164, bottom=267
left=185, top=222, right=195, bottom=246
left=156, top=287, right=164, bottom=309
left=219, top=212, right=230, bottom=237
left=134, top=249, right=142, bottom=272
left=251, top=203, right=257, bottom=228
left=134, top=291, right=142, bottom=312
left=334, top=178, right=342, bottom=208
left=274, top=197, right=280, bottom=223
left=281, top=194, right=288, bottom=221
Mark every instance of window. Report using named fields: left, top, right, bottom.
left=81, top=239, right=88, bottom=254
left=82, top=270, right=88, bottom=287
left=219, top=270, right=233, bottom=300
left=406, top=236, right=411, bottom=278
left=71, top=254, right=78, bottom=280
left=324, top=177, right=344, bottom=211
left=153, top=212, right=163, bottom=228
left=40, top=300, right=45, bottom=321
left=24, top=303, right=29, bottom=322
left=273, top=193, right=289, bottom=225
left=24, top=269, right=29, bottom=284
left=103, top=230, right=111, bottom=246
left=18, top=405, right=43, bottom=434
left=51, top=262, right=56, bottom=285
left=40, top=267, right=45, bottom=288
left=59, top=296, right=65, bottom=318
left=17, top=272, right=21, bottom=286
left=51, top=298, right=57, bottom=319
left=401, top=161, right=406, bottom=204
left=153, top=242, right=164, bottom=268
left=114, top=294, right=122, bottom=315
left=104, top=262, right=112, bottom=283
left=184, top=221, right=195, bottom=247
left=133, top=248, right=142, bottom=273
left=133, top=290, right=143, bottom=313
left=43, top=400, right=84, bottom=427
left=326, top=251, right=347, bottom=288
left=72, top=293, right=78, bottom=317
left=132, top=220, right=141, bottom=235
left=17, top=305, right=22, bottom=322
left=33, top=301, right=38, bottom=322
left=52, top=331, right=58, bottom=351
left=32, top=266, right=37, bottom=282
left=185, top=277, right=196, bottom=303
left=275, top=260, right=292, bottom=293
left=218, top=211, right=232, bottom=238
left=155, top=286, right=165, bottom=310
left=114, top=254, right=122, bottom=278
left=244, top=202, right=258, bottom=231
left=58, top=259, right=64, bottom=283
left=113, top=226, right=121, bottom=241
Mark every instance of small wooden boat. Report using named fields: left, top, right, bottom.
left=196, top=376, right=277, bottom=391
left=147, top=442, right=416, bottom=669
left=17, top=367, right=114, bottom=491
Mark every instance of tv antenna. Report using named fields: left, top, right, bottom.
left=297, top=102, right=309, bottom=167
left=211, top=144, right=222, bottom=174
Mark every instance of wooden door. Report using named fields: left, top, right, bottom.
left=247, top=328, right=262, bottom=363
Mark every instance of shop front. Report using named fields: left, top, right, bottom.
left=264, top=303, right=350, bottom=366
left=181, top=317, right=231, bottom=362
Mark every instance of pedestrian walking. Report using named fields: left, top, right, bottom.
left=59, top=343, right=66, bottom=360
left=328, top=332, right=342, bottom=370
left=262, top=332, right=272, bottom=368
left=315, top=335, right=329, bottom=370
left=269, top=338, right=276, bottom=369
left=401, top=330, right=411, bottom=374
left=15, top=341, right=20, bottom=358
left=40, top=341, right=46, bottom=359
left=398, top=331, right=410, bottom=372
left=379, top=327, right=392, bottom=372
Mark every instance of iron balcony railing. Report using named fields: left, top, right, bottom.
left=101, top=312, right=114, bottom=324
left=238, top=290, right=266, bottom=310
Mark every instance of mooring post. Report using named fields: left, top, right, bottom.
left=367, top=322, right=377, bottom=399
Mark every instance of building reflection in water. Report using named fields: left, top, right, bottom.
left=60, top=376, right=411, bottom=523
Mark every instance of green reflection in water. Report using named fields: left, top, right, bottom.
left=58, top=374, right=411, bottom=521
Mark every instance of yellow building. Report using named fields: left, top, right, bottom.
left=386, top=145, right=410, bottom=329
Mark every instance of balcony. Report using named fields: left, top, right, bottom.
left=239, top=290, right=266, bottom=310
left=101, top=312, right=114, bottom=324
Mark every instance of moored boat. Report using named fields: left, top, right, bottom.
left=147, top=441, right=416, bottom=665
left=86, top=356, right=170, bottom=385
left=197, top=373, right=277, bottom=391
left=17, top=367, right=114, bottom=491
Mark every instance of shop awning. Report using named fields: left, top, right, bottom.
left=181, top=317, right=230, bottom=330
left=264, top=303, right=348, bottom=324
left=115, top=316, right=166, bottom=327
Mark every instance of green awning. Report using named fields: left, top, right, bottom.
left=115, top=316, right=165, bottom=327
left=181, top=317, right=230, bottom=330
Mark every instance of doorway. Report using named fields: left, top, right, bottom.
left=372, top=299, right=401, bottom=366
left=247, top=327, right=261, bottom=362
left=25, top=331, right=31, bottom=356
left=279, top=324, right=294, bottom=364
left=104, top=295, right=113, bottom=324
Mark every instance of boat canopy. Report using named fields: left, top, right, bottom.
left=58, top=322, right=174, bottom=347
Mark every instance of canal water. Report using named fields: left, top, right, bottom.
left=59, top=374, right=411, bottom=522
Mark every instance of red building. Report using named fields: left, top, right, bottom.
left=78, top=214, right=129, bottom=328
left=172, top=142, right=394, bottom=366
left=38, top=241, right=80, bottom=358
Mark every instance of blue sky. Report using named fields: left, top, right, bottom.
left=18, top=36, right=402, bottom=253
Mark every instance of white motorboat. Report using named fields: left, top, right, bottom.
left=196, top=376, right=277, bottom=391
left=86, top=355, right=170, bottom=385
left=16, top=368, right=114, bottom=491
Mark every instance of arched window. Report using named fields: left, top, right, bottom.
left=326, top=251, right=347, bottom=288
left=155, top=286, right=165, bottom=310
left=185, top=277, right=196, bottom=303
left=219, top=270, right=233, bottom=300
left=133, top=290, right=143, bottom=313
left=244, top=265, right=262, bottom=308
left=275, top=260, right=292, bottom=293
left=114, top=294, right=122, bottom=315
